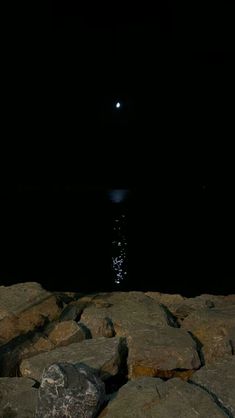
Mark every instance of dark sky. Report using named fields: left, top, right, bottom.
left=0, top=2, right=234, bottom=294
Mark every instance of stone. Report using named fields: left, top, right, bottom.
left=0, top=332, right=56, bottom=377
left=146, top=292, right=235, bottom=323
left=0, top=377, right=37, bottom=418
left=20, top=336, right=127, bottom=383
left=36, top=362, right=105, bottom=418
left=191, top=355, right=235, bottom=416
left=0, top=282, right=61, bottom=345
left=182, top=304, right=235, bottom=363
left=127, top=325, right=201, bottom=379
left=47, top=320, right=87, bottom=347
left=99, top=377, right=228, bottom=418
left=80, top=292, right=171, bottom=338
left=59, top=304, right=83, bottom=322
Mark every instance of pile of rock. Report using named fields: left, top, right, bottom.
left=0, top=282, right=234, bottom=417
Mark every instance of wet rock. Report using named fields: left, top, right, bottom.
left=0, top=377, right=37, bottom=418
left=47, top=320, right=87, bottom=347
left=20, top=336, right=127, bottom=383
left=191, top=355, right=235, bottom=416
left=182, top=305, right=235, bottom=363
left=36, top=362, right=105, bottom=418
left=99, top=377, right=228, bottom=418
left=0, top=282, right=61, bottom=345
left=127, top=325, right=201, bottom=379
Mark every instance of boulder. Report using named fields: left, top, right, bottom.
left=36, top=362, right=105, bottom=418
left=191, top=355, right=235, bottom=416
left=80, top=292, right=171, bottom=338
left=0, top=377, right=37, bottom=418
left=47, top=320, right=87, bottom=347
left=99, top=377, right=228, bottom=418
left=181, top=304, right=235, bottom=363
left=127, top=325, right=201, bottom=379
left=0, top=282, right=61, bottom=345
left=20, top=336, right=127, bottom=383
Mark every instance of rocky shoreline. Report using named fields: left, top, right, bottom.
left=0, top=282, right=234, bottom=417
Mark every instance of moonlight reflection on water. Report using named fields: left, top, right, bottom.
left=108, top=189, right=129, bottom=286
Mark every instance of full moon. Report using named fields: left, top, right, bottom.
left=115, top=102, right=121, bottom=109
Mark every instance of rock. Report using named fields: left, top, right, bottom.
left=99, top=377, right=228, bottom=418
left=36, top=362, right=105, bottom=418
left=127, top=325, right=201, bottom=379
left=0, top=282, right=61, bottom=345
left=20, top=336, right=127, bottom=383
left=47, top=320, right=87, bottom=347
left=0, top=332, right=56, bottom=377
left=80, top=292, right=171, bottom=338
left=0, top=377, right=37, bottom=418
left=146, top=292, right=235, bottom=323
left=59, top=304, right=83, bottom=322
left=191, top=355, right=235, bottom=416
left=182, top=304, right=235, bottom=363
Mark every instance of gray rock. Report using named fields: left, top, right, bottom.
left=191, top=355, right=235, bottom=416
left=99, top=377, right=228, bottom=418
left=0, top=377, right=37, bottom=418
left=20, top=336, right=127, bottom=383
left=36, top=363, right=105, bottom=418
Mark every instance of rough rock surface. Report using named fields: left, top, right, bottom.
left=0, top=377, right=37, bottom=418
left=47, top=320, right=87, bottom=347
left=20, top=336, right=127, bottom=382
left=127, top=325, right=201, bottom=379
left=80, top=292, right=172, bottom=338
left=36, top=362, right=105, bottom=418
left=99, top=377, right=229, bottom=418
left=191, top=355, right=235, bottom=416
left=0, top=282, right=61, bottom=345
left=181, top=304, right=235, bottom=363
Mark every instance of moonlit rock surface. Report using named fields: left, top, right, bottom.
left=35, top=362, right=105, bottom=418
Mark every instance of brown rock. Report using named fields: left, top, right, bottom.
left=81, top=292, right=170, bottom=338
left=127, top=325, right=201, bottom=379
left=182, top=304, right=235, bottom=364
left=191, top=355, right=235, bottom=416
left=47, top=320, right=87, bottom=347
left=20, top=336, right=127, bottom=382
left=0, top=282, right=61, bottom=345
left=0, top=377, right=37, bottom=418
left=99, top=377, right=228, bottom=418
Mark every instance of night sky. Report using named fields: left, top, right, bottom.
left=0, top=2, right=234, bottom=295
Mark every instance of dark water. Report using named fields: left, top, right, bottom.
left=0, top=187, right=234, bottom=296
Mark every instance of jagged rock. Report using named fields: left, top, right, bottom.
left=36, top=363, right=105, bottom=418
left=191, top=355, right=235, bottom=416
left=20, top=336, right=127, bottom=383
left=0, top=282, right=61, bottom=345
left=47, top=320, right=87, bottom=347
left=0, top=377, right=37, bottom=418
left=80, top=292, right=171, bottom=338
left=182, top=304, right=235, bottom=363
left=99, top=377, right=228, bottom=418
left=127, top=325, right=201, bottom=379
